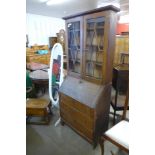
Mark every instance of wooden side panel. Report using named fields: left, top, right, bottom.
left=94, top=84, right=111, bottom=146
left=104, top=11, right=117, bottom=84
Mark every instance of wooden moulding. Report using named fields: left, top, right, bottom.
left=62, top=5, right=120, bottom=20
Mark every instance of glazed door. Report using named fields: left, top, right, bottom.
left=83, top=12, right=109, bottom=84
left=66, top=17, right=83, bottom=77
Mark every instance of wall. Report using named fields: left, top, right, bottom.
left=116, top=23, right=129, bottom=35
left=26, top=13, right=65, bottom=46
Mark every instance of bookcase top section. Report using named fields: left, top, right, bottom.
left=59, top=76, right=105, bottom=108
left=62, top=5, right=120, bottom=20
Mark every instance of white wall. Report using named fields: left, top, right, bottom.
left=26, top=13, right=65, bottom=46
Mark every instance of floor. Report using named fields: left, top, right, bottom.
left=26, top=89, right=128, bottom=155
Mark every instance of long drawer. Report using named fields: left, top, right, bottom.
left=60, top=106, right=93, bottom=141
left=61, top=100, right=94, bottom=130
left=60, top=93, right=94, bottom=119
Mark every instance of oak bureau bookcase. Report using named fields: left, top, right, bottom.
left=59, top=5, right=120, bottom=147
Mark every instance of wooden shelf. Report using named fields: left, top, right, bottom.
left=87, top=28, right=94, bottom=31
left=68, top=29, right=80, bottom=32
left=96, top=26, right=104, bottom=29
left=85, top=75, right=102, bottom=80
left=86, top=60, right=102, bottom=65
left=68, top=45, right=80, bottom=48
left=69, top=59, right=80, bottom=63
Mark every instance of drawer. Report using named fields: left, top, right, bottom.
left=60, top=101, right=94, bottom=130
left=26, top=108, right=46, bottom=116
left=61, top=109, right=93, bottom=140
left=72, top=99, right=94, bottom=119
left=60, top=93, right=94, bottom=119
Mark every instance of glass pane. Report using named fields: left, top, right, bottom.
left=67, top=21, right=80, bottom=74
left=85, top=16, right=105, bottom=79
